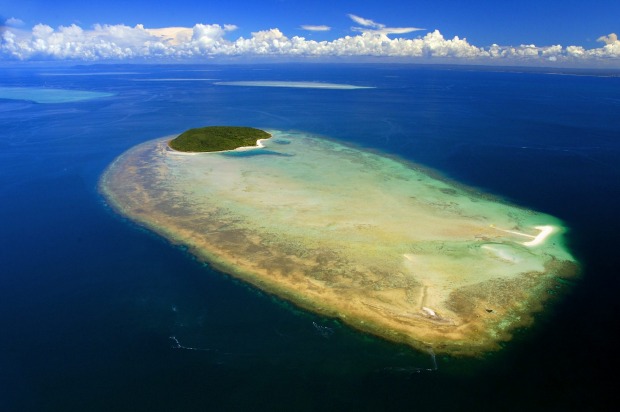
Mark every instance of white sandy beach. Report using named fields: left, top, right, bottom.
left=165, top=135, right=271, bottom=155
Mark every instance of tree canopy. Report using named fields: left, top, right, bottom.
left=169, top=126, right=270, bottom=152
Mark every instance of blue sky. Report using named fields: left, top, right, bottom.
left=1, top=0, right=619, bottom=65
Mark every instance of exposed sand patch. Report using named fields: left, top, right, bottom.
left=215, top=81, right=374, bottom=89
left=524, top=225, right=555, bottom=246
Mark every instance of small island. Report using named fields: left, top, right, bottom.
left=168, top=126, right=271, bottom=152
left=100, top=128, right=578, bottom=356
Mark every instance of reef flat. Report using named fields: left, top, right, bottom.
left=100, top=130, right=577, bottom=355
left=0, top=87, right=113, bottom=103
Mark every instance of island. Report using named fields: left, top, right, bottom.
left=100, top=127, right=578, bottom=356
left=168, top=126, right=271, bottom=152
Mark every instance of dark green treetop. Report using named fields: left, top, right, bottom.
left=169, top=126, right=270, bottom=152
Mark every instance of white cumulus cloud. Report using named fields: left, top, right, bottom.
left=1, top=16, right=619, bottom=65
left=5, top=17, right=25, bottom=27
left=145, top=27, right=194, bottom=45
left=597, top=33, right=618, bottom=45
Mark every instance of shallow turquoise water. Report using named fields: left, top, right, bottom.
left=0, top=86, right=113, bottom=103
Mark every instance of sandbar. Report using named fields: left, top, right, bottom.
left=100, top=130, right=578, bottom=355
left=215, top=81, right=374, bottom=89
left=132, top=79, right=220, bottom=82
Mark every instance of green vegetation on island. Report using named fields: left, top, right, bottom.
left=168, top=126, right=271, bottom=152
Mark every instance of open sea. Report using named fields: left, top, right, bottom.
left=1, top=63, right=618, bottom=411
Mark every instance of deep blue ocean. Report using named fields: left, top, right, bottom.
left=1, top=64, right=619, bottom=411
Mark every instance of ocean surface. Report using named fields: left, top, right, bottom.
left=0, top=63, right=618, bottom=411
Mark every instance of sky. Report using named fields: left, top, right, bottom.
left=1, top=0, right=619, bottom=66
